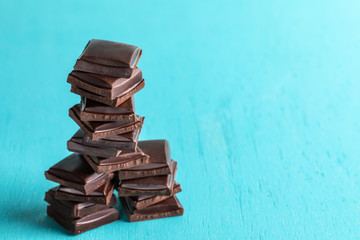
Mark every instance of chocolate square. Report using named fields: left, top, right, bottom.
left=44, top=153, right=114, bottom=194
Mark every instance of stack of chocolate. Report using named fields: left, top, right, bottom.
left=44, top=39, right=183, bottom=235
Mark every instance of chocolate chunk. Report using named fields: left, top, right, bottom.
left=81, top=128, right=140, bottom=152
left=73, top=39, right=142, bottom=78
left=54, top=180, right=115, bottom=205
left=44, top=153, right=114, bottom=195
left=118, top=140, right=173, bottom=180
left=79, top=97, right=135, bottom=122
left=117, top=161, right=177, bottom=196
left=83, top=148, right=149, bottom=173
left=67, top=131, right=122, bottom=158
left=69, top=104, right=144, bottom=141
left=70, top=79, right=145, bottom=107
left=45, top=187, right=116, bottom=218
left=128, top=182, right=181, bottom=210
left=47, top=205, right=120, bottom=235
left=68, top=68, right=142, bottom=100
left=121, top=196, right=184, bottom=222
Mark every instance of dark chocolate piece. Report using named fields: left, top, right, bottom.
left=83, top=149, right=149, bottom=173
left=68, top=69, right=142, bottom=100
left=69, top=104, right=144, bottom=141
left=79, top=97, right=135, bottom=122
left=117, top=161, right=177, bottom=196
left=47, top=205, right=120, bottom=235
left=44, top=153, right=114, bottom=195
left=45, top=187, right=116, bottom=218
left=73, top=39, right=142, bottom=78
left=70, top=79, right=145, bottom=107
left=118, top=140, right=172, bottom=180
left=67, top=130, right=122, bottom=158
left=54, top=180, right=115, bottom=205
left=121, top=196, right=184, bottom=222
left=128, top=182, right=181, bottom=210
left=82, top=128, right=141, bottom=152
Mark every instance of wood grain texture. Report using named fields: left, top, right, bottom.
left=1, top=0, right=360, bottom=239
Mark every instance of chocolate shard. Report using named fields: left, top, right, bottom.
left=128, top=182, right=182, bottom=210
left=69, top=104, right=144, bottom=141
left=70, top=79, right=145, bottom=107
left=121, top=196, right=184, bottom=222
left=84, top=148, right=149, bottom=174
left=68, top=68, right=143, bottom=100
left=118, top=140, right=173, bottom=180
left=81, top=128, right=141, bottom=152
left=45, top=187, right=117, bottom=218
left=117, top=161, right=177, bottom=197
left=44, top=153, right=114, bottom=195
left=73, top=39, right=142, bottom=78
left=79, top=97, right=135, bottom=122
left=47, top=205, right=120, bottom=235
left=54, top=180, right=115, bottom=205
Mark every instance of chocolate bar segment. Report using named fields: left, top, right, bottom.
left=68, top=68, right=142, bottom=100
left=47, top=205, right=120, bottom=235
left=67, top=130, right=121, bottom=158
left=117, top=161, right=177, bottom=196
left=121, top=196, right=184, bottom=222
left=84, top=149, right=149, bottom=173
left=54, top=180, right=115, bottom=205
left=81, top=128, right=140, bottom=152
left=69, top=104, right=144, bottom=140
left=45, top=187, right=116, bottom=218
left=44, top=153, right=114, bottom=194
left=128, top=182, right=181, bottom=210
left=118, top=140, right=172, bottom=180
left=70, top=79, right=145, bottom=107
left=73, top=39, right=142, bottom=78
left=79, top=97, right=135, bottom=122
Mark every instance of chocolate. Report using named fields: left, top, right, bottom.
left=47, top=205, right=120, bottom=235
left=67, top=130, right=121, bottom=158
left=73, top=39, right=142, bottom=78
left=54, top=180, right=115, bottom=205
left=121, top=196, right=184, bottom=222
left=44, top=153, right=114, bottom=194
left=117, top=161, right=177, bottom=196
left=84, top=149, right=149, bottom=173
left=128, top=182, right=181, bottom=210
left=118, top=140, right=172, bottom=180
left=70, top=79, right=145, bottom=107
left=68, top=68, right=142, bottom=100
left=45, top=187, right=116, bottom=218
left=69, top=104, right=144, bottom=140
left=82, top=128, right=140, bottom=152
left=79, top=97, right=135, bottom=122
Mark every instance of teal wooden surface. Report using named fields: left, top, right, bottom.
left=1, top=0, right=360, bottom=239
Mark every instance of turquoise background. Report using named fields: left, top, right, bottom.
left=1, top=0, right=360, bottom=239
